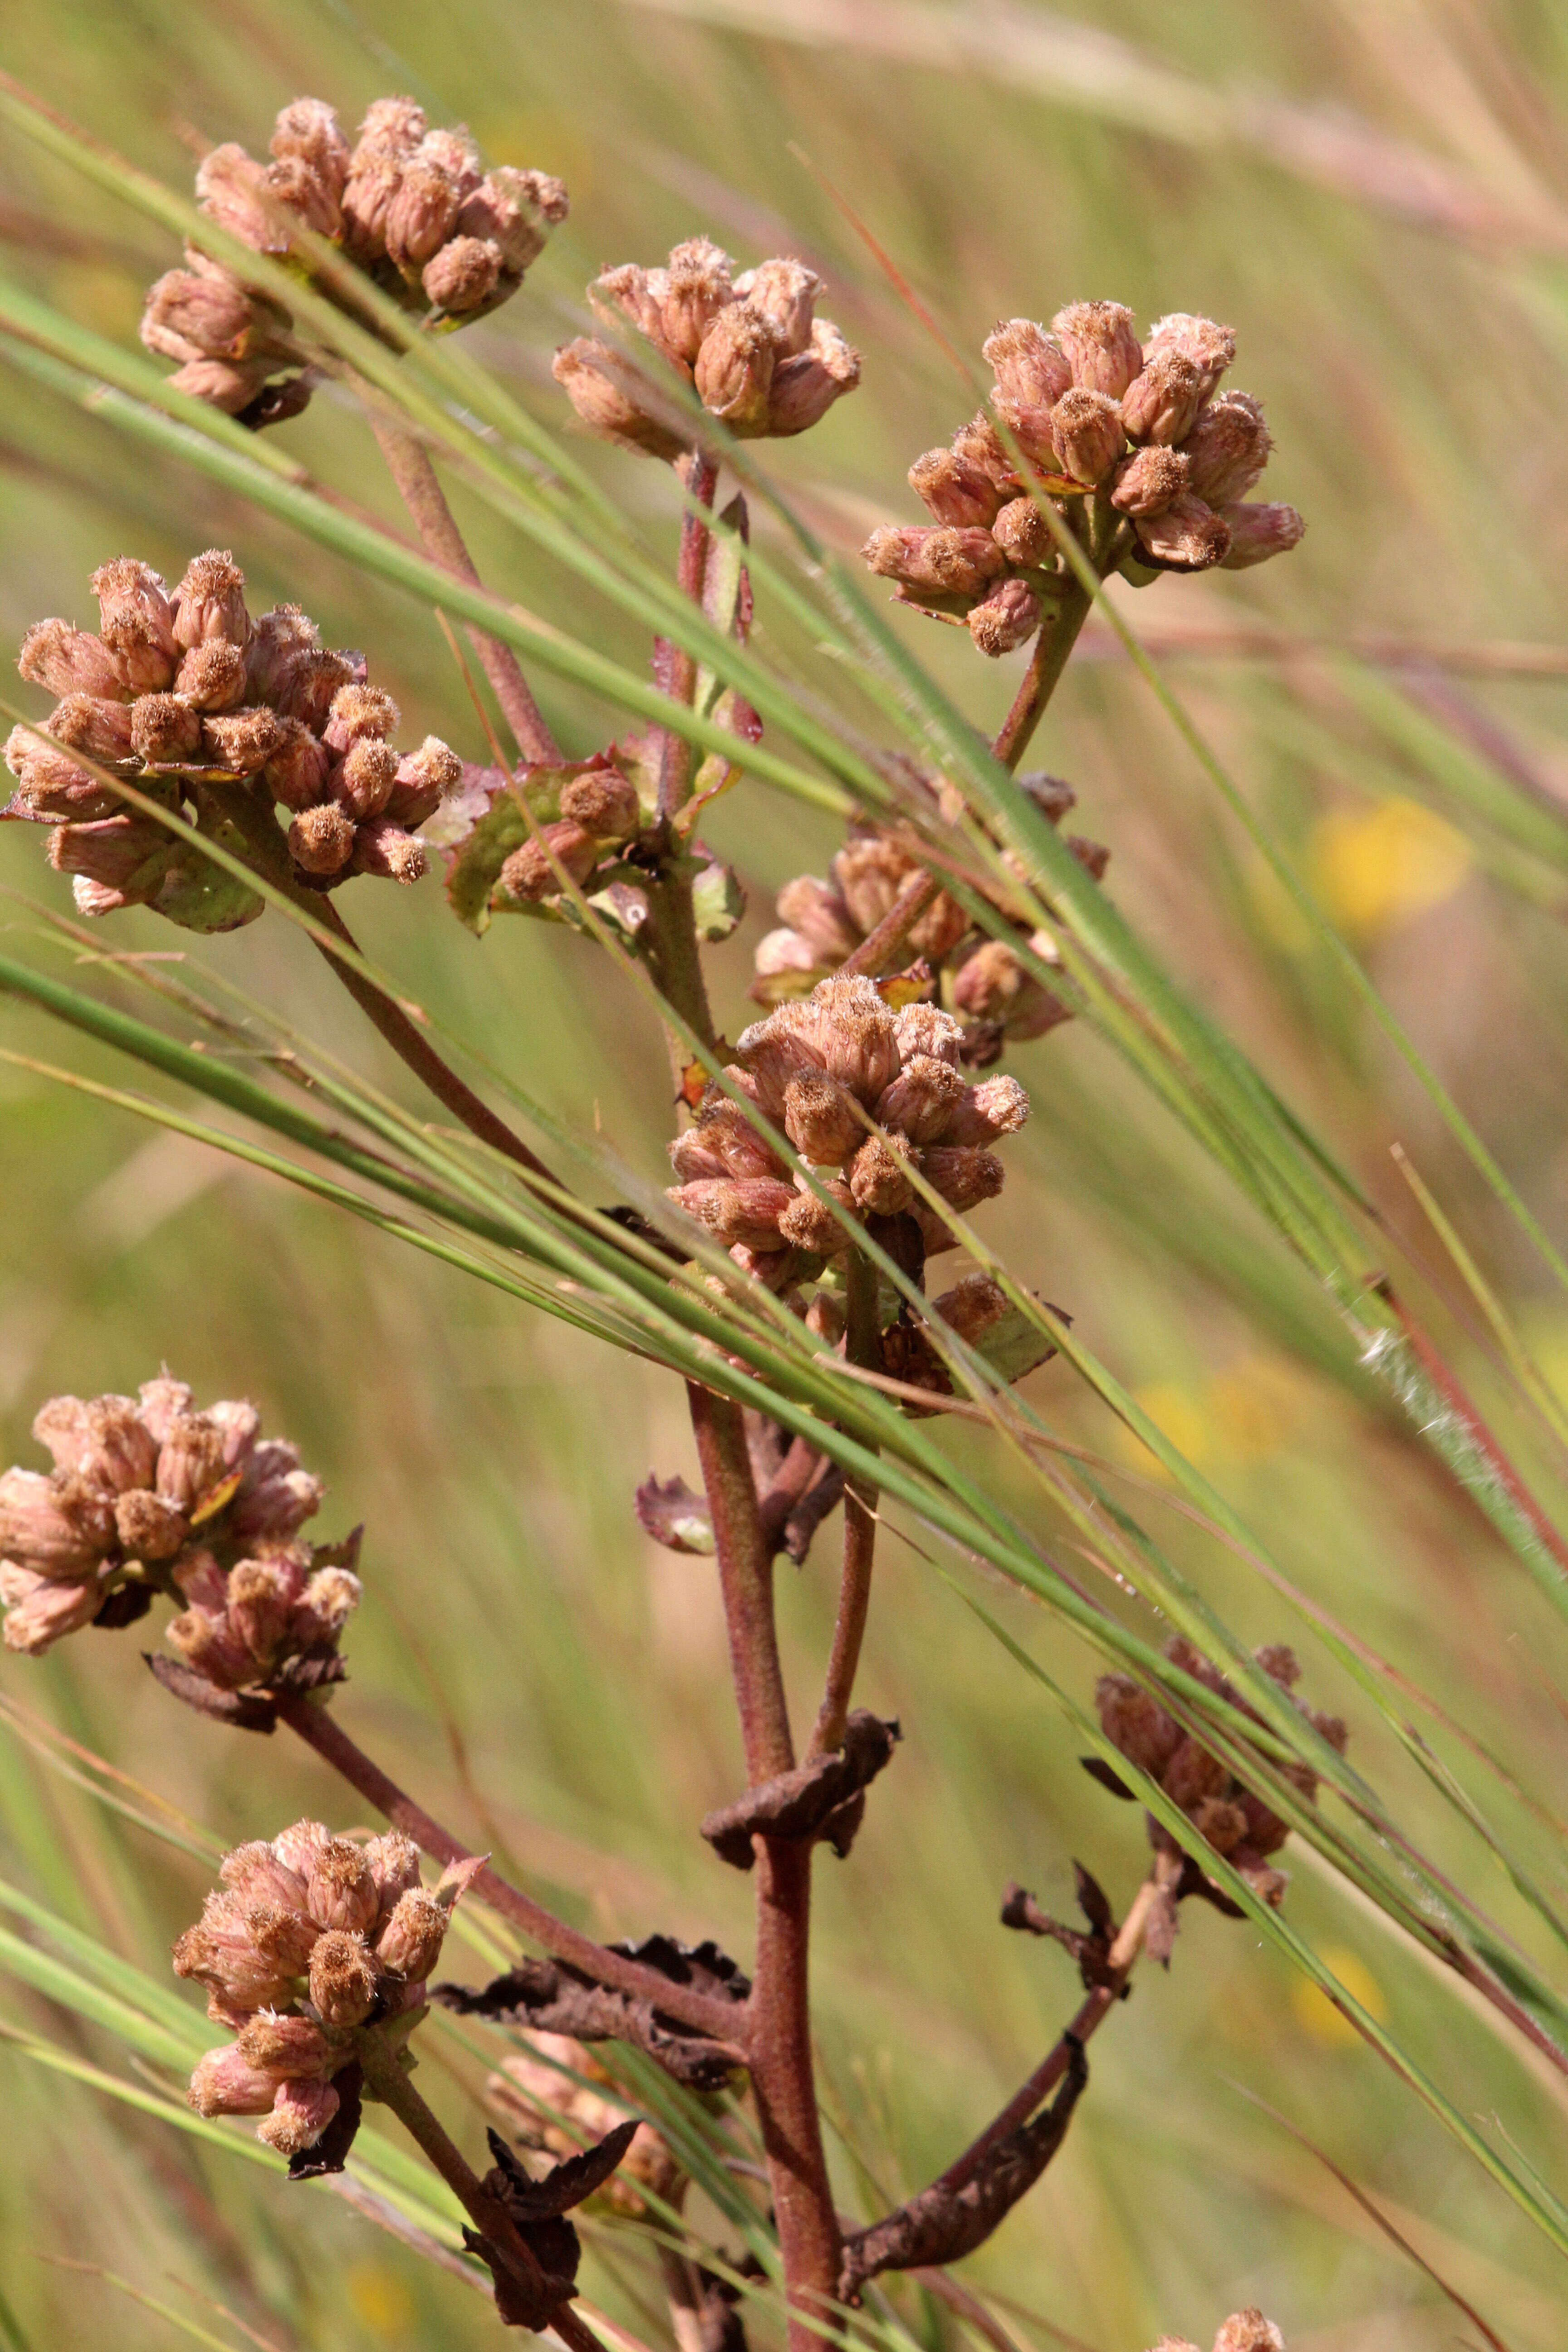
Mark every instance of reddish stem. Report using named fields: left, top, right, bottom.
left=808, top=1249, right=881, bottom=1759
left=751, top=1837, right=842, bottom=2348
left=654, top=451, right=721, bottom=822
left=687, top=1383, right=794, bottom=1784
left=275, top=1694, right=745, bottom=2047
left=836, top=870, right=941, bottom=980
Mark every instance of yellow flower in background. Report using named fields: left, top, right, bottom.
left=1291, top=1946, right=1388, bottom=2048
left=1311, top=797, right=1472, bottom=938
left=346, top=2262, right=416, bottom=2339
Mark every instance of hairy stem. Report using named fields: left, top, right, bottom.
left=354, top=2027, right=601, bottom=2352
left=275, top=1695, right=744, bottom=2045
left=991, top=573, right=1093, bottom=771
left=808, top=1248, right=881, bottom=1759
left=366, top=409, right=561, bottom=767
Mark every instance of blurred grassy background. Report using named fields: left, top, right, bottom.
left=2, top=1, right=1568, bottom=2346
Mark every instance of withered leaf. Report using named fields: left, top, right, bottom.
left=288, top=2059, right=363, bottom=2179
left=634, top=1474, right=715, bottom=1556
left=93, top=1583, right=154, bottom=1631
left=464, top=2123, right=636, bottom=2326
left=701, top=1711, right=900, bottom=1870
left=310, top=1524, right=364, bottom=1574
left=501, top=2118, right=639, bottom=2220
left=1079, top=1755, right=1136, bottom=1800
left=434, top=1935, right=749, bottom=2092
left=1000, top=1866, right=1125, bottom=1995
left=143, top=1653, right=276, bottom=1733
left=838, top=2036, right=1088, bottom=2298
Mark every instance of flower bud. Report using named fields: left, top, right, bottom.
left=1182, top=391, right=1271, bottom=505
left=1120, top=350, right=1204, bottom=446
left=848, top=1134, right=914, bottom=1216
left=156, top=1413, right=228, bottom=1511
left=908, top=445, right=1007, bottom=528
left=1216, top=501, right=1304, bottom=569
left=1143, top=313, right=1235, bottom=401
left=195, top=144, right=281, bottom=252
left=667, top=1178, right=798, bottom=1251
left=92, top=559, right=179, bottom=691
left=862, top=526, right=1006, bottom=599
left=778, top=1181, right=853, bottom=1254
left=237, top=2007, right=332, bottom=2078
left=766, top=321, right=860, bottom=436
left=1095, top=1674, right=1183, bottom=1779
left=288, top=802, right=356, bottom=877
left=176, top=1894, right=299, bottom=2008
left=456, top=169, right=558, bottom=278
left=173, top=553, right=250, bottom=653
left=307, top=1929, right=379, bottom=2026
left=1162, top=1735, right=1229, bottom=1810
left=375, top=1886, right=447, bottom=1979
left=322, top=682, right=397, bottom=753
left=386, top=736, right=461, bottom=828
left=138, top=1377, right=193, bottom=1443
left=930, top=1272, right=1009, bottom=1346
left=670, top=1100, right=788, bottom=1184
left=290, top=1564, right=363, bottom=1646
left=261, top=716, right=331, bottom=810
left=1049, top=388, right=1124, bottom=485
left=921, top=1144, right=1004, bottom=1212
left=968, top=578, right=1041, bottom=657
left=552, top=339, right=688, bottom=462
left=693, top=304, right=776, bottom=433
left=340, top=151, right=402, bottom=262
left=166, top=358, right=275, bottom=416
left=384, top=158, right=464, bottom=275
left=19, top=619, right=127, bottom=702
left=559, top=766, right=640, bottom=841
left=983, top=319, right=1072, bottom=410
left=275, top=647, right=358, bottom=732
left=124, top=694, right=198, bottom=768
left=782, top=1073, right=864, bottom=1164
left=497, top=819, right=599, bottom=902
left=305, top=1839, right=379, bottom=1936
left=2, top=728, right=115, bottom=820
left=1051, top=300, right=1141, bottom=399
left=331, top=737, right=398, bottom=819
left=0, top=1468, right=113, bottom=1579
left=230, top=1442, right=323, bottom=1544
left=242, top=1894, right=320, bottom=1973
left=140, top=268, right=259, bottom=366
left=1211, top=2314, right=1284, bottom=2352
left=256, top=2075, right=339, bottom=2156
left=202, top=706, right=285, bottom=777
left=365, top=1832, right=421, bottom=1912
left=0, top=1565, right=104, bottom=1655
left=113, top=1487, right=189, bottom=1562
left=32, top=698, right=127, bottom=780
left=946, top=1073, right=1029, bottom=1145
left=874, top=1054, right=966, bottom=1144
left=272, top=1819, right=331, bottom=1876
left=355, top=96, right=428, bottom=161
left=270, top=98, right=351, bottom=202
left=990, top=496, right=1055, bottom=568
left=33, top=1394, right=155, bottom=1488
left=174, top=641, right=248, bottom=713
left=422, top=235, right=500, bottom=316
left=188, top=2045, right=281, bottom=2117
left=662, top=237, right=736, bottom=364
left=894, top=1004, right=965, bottom=1067
left=164, top=1606, right=256, bottom=1688
left=220, top=1841, right=309, bottom=1911
left=350, top=818, right=426, bottom=883
left=225, top=1558, right=294, bottom=1665
left=1110, top=445, right=1189, bottom=517
left=735, top=258, right=820, bottom=355
left=1134, top=493, right=1230, bottom=570
left=263, top=151, right=341, bottom=239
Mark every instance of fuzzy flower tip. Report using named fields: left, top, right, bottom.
left=141, top=97, right=566, bottom=426
left=1096, top=1639, right=1346, bottom=1907
left=6, top=550, right=466, bottom=928
left=1148, top=2313, right=1286, bottom=2352
left=177, top=1823, right=477, bottom=2156
left=865, top=302, right=1300, bottom=651
left=0, top=1375, right=359, bottom=1689
left=666, top=975, right=1028, bottom=1272
left=554, top=239, right=859, bottom=457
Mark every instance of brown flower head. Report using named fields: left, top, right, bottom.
left=178, top=1823, right=476, bottom=2158
left=6, top=551, right=465, bottom=928
left=0, top=1375, right=363, bottom=1695
left=864, top=301, right=1301, bottom=646
left=554, top=236, right=859, bottom=456
left=140, top=97, right=566, bottom=427
left=668, top=975, right=1029, bottom=1269
left=1096, top=1640, right=1346, bottom=1907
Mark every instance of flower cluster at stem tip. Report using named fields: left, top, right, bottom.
left=177, top=1820, right=477, bottom=2156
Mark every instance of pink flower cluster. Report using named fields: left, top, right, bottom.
left=865, top=302, right=1302, bottom=656
left=668, top=976, right=1027, bottom=1277
left=178, top=1821, right=475, bottom=2156
left=0, top=1377, right=352, bottom=1675
left=5, top=549, right=461, bottom=923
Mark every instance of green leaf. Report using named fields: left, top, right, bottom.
left=690, top=851, right=746, bottom=942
